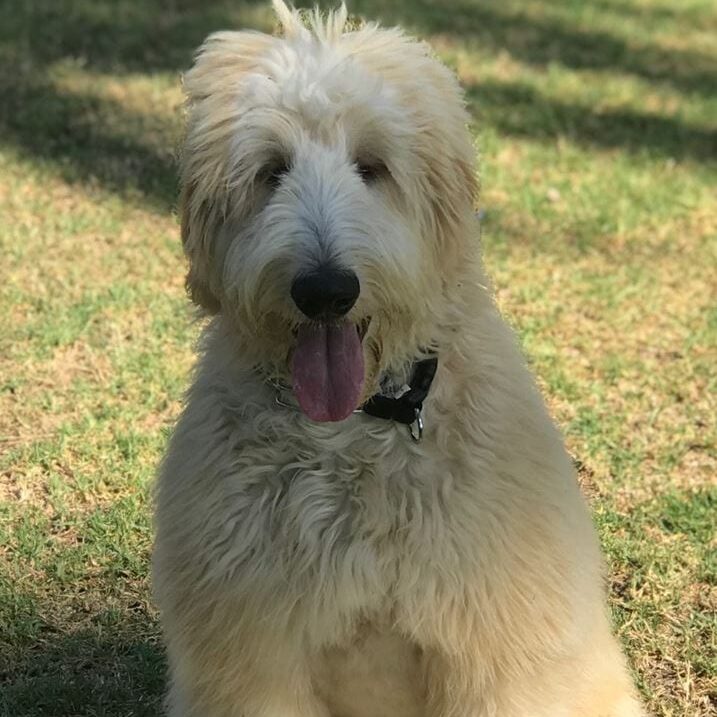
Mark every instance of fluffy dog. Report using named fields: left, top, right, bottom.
left=153, top=3, right=645, bottom=715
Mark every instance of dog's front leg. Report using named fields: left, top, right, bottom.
left=165, top=659, right=331, bottom=717
left=162, top=613, right=330, bottom=717
left=420, top=648, right=496, bottom=717
left=420, top=639, right=644, bottom=717
left=422, top=647, right=557, bottom=717
left=417, top=626, right=561, bottom=717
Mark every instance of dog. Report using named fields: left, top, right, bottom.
left=152, top=2, right=645, bottom=715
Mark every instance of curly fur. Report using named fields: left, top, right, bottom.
left=152, top=3, right=645, bottom=715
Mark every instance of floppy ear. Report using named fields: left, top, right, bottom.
left=342, top=27, right=478, bottom=264
left=178, top=29, right=276, bottom=312
left=407, top=55, right=478, bottom=270
left=179, top=180, right=223, bottom=313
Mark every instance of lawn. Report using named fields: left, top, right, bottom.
left=0, top=0, right=715, bottom=715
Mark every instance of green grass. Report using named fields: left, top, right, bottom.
left=1, top=1, right=715, bottom=715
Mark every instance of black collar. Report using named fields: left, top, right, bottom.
left=361, top=356, right=438, bottom=434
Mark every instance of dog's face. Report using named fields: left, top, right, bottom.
left=180, top=2, right=477, bottom=421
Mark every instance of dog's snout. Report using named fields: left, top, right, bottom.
left=291, top=268, right=360, bottom=320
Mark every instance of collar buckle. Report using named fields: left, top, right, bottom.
left=408, top=407, right=424, bottom=443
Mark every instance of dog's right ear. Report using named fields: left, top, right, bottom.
left=179, top=180, right=222, bottom=314
left=179, top=30, right=277, bottom=313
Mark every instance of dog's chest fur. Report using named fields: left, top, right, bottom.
left=165, top=390, right=451, bottom=715
left=199, top=403, right=460, bottom=612
left=213, top=425, right=437, bottom=715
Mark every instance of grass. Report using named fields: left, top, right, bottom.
left=0, top=0, right=715, bottom=715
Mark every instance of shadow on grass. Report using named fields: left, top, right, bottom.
left=0, top=76, right=180, bottom=211
left=467, top=80, right=717, bottom=162
left=584, top=0, right=705, bottom=24
left=347, top=0, right=717, bottom=99
left=0, top=611, right=165, bottom=717
left=0, top=0, right=265, bottom=74
left=0, top=0, right=265, bottom=212
left=0, top=0, right=714, bottom=213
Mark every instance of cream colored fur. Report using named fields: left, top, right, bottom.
left=152, top=3, right=645, bottom=715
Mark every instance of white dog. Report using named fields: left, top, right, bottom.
left=152, top=3, right=645, bottom=715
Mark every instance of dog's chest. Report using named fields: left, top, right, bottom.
left=211, top=429, right=453, bottom=613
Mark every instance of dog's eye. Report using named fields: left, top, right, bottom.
left=263, top=160, right=290, bottom=189
left=356, top=160, right=388, bottom=183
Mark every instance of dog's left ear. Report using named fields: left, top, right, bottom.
left=429, top=140, right=478, bottom=246
left=373, top=35, right=478, bottom=261
left=417, top=85, right=479, bottom=266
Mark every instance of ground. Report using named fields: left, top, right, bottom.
left=0, top=1, right=715, bottom=715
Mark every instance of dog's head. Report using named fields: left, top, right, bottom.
left=180, top=1, right=478, bottom=422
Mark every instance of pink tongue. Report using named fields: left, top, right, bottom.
left=291, top=322, right=365, bottom=422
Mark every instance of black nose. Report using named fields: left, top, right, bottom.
left=291, top=268, right=360, bottom=320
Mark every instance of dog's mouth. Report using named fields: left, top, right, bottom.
left=290, top=318, right=370, bottom=422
